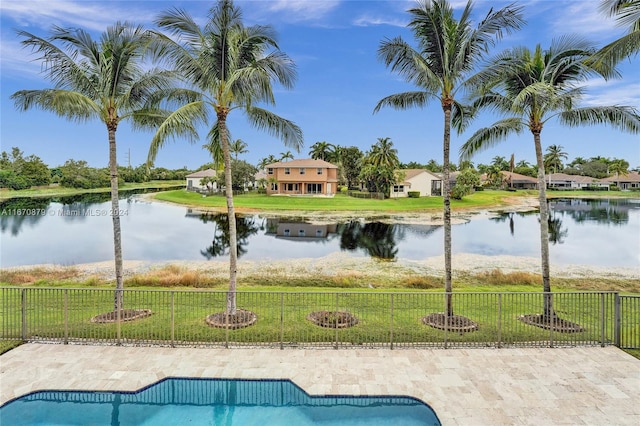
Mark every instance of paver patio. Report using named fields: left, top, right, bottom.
left=1, top=344, right=639, bottom=425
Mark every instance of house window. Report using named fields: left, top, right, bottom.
left=285, top=168, right=290, bottom=175
left=316, top=168, right=323, bottom=175
left=393, top=185, right=405, bottom=193
left=267, top=168, right=274, bottom=175
left=299, top=168, right=305, bottom=175
left=316, top=229, right=323, bottom=237
left=307, top=183, right=322, bottom=193
left=286, top=183, right=299, bottom=192
left=298, top=229, right=305, bottom=236
left=283, top=228, right=290, bottom=236
left=270, top=183, right=278, bottom=190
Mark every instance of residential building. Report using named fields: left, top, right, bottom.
left=601, top=171, right=640, bottom=190
left=264, top=159, right=338, bottom=196
left=390, top=169, right=442, bottom=198
left=185, top=169, right=217, bottom=191
left=547, top=173, right=608, bottom=190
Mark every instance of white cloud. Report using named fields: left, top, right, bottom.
left=581, top=79, right=640, bottom=107
left=260, top=0, right=341, bottom=22
left=353, top=13, right=406, bottom=27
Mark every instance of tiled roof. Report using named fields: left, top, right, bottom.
left=266, top=158, right=338, bottom=168
left=601, top=171, right=640, bottom=183
left=548, top=173, right=602, bottom=184
left=185, top=169, right=216, bottom=178
left=398, top=169, right=442, bottom=182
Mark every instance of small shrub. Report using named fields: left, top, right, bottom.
left=407, top=191, right=420, bottom=198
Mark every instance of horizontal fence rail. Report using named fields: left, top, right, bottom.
left=1, top=288, right=637, bottom=349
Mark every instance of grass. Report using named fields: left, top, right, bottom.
left=0, top=180, right=184, bottom=200
left=153, top=189, right=526, bottom=213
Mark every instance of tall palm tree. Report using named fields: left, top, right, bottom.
left=230, top=139, right=248, bottom=161
left=609, top=158, right=630, bottom=187
left=460, top=37, right=640, bottom=320
left=308, top=141, right=336, bottom=162
left=543, top=144, right=568, bottom=174
left=368, top=137, right=399, bottom=168
left=589, top=0, right=640, bottom=69
left=148, top=0, right=303, bottom=317
left=258, top=154, right=278, bottom=170
left=11, top=23, right=172, bottom=313
left=279, top=151, right=294, bottom=162
left=374, top=0, right=524, bottom=317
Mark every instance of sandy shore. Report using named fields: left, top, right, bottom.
left=4, top=195, right=639, bottom=281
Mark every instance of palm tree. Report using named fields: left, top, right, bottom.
left=309, top=141, right=336, bottom=162
left=491, top=156, right=509, bottom=170
left=11, top=23, right=172, bottom=313
left=460, top=37, right=640, bottom=320
left=589, top=0, right=640, bottom=69
left=230, top=139, right=248, bottom=161
left=374, top=0, right=524, bottom=318
left=368, top=137, right=399, bottom=168
left=258, top=154, right=278, bottom=170
left=148, top=0, right=303, bottom=317
left=543, top=144, right=568, bottom=174
left=609, top=158, right=630, bottom=187
left=279, top=151, right=294, bottom=162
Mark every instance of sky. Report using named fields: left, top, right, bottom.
left=1, top=0, right=639, bottom=171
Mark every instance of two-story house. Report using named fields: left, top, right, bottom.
left=264, top=159, right=339, bottom=196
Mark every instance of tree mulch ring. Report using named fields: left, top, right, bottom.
left=307, top=310, right=359, bottom=328
left=205, top=309, right=257, bottom=329
left=422, top=313, right=479, bottom=333
left=91, top=309, right=152, bottom=324
left=518, top=314, right=584, bottom=333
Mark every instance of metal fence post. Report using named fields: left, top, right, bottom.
left=170, top=292, right=175, bottom=348
left=334, top=293, right=339, bottom=350
left=64, top=289, right=69, bottom=345
left=390, top=294, right=394, bottom=350
left=116, top=301, right=122, bottom=345
left=21, top=289, right=26, bottom=342
left=614, top=293, right=621, bottom=348
left=280, top=293, right=284, bottom=350
left=497, top=294, right=502, bottom=348
left=600, top=293, right=606, bottom=347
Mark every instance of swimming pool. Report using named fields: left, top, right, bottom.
left=0, top=378, right=441, bottom=425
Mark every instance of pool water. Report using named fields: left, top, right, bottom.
left=0, top=378, right=441, bottom=425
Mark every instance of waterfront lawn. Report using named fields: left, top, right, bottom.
left=154, top=189, right=529, bottom=212
left=0, top=180, right=184, bottom=200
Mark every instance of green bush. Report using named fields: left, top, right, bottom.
left=407, top=191, right=420, bottom=198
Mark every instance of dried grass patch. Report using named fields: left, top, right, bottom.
left=0, top=267, right=80, bottom=285
left=124, top=265, right=219, bottom=288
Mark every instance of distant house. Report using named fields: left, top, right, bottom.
left=390, top=169, right=442, bottom=198
left=185, top=169, right=217, bottom=191
left=266, top=218, right=337, bottom=240
left=480, top=171, right=538, bottom=189
left=601, top=171, right=640, bottom=190
left=264, top=159, right=338, bottom=196
left=547, top=173, right=608, bottom=190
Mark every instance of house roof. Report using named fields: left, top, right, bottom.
left=601, top=171, right=640, bottom=183
left=499, top=171, right=538, bottom=183
left=266, top=158, right=338, bottom=169
left=548, top=173, right=603, bottom=184
left=398, top=169, right=442, bottom=183
left=185, top=169, right=216, bottom=178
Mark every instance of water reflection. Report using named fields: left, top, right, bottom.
left=1, top=194, right=638, bottom=268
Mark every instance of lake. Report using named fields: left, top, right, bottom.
left=1, top=194, right=639, bottom=268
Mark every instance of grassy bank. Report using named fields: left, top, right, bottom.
left=0, top=180, right=184, bottom=200
left=154, top=189, right=532, bottom=213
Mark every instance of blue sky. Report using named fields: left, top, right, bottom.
left=1, top=0, right=639, bottom=171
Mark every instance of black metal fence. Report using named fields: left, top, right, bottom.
left=1, top=288, right=637, bottom=349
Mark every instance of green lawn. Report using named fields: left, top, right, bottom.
left=0, top=180, right=184, bottom=200
left=154, top=189, right=531, bottom=212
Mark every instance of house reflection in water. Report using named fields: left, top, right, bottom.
left=266, top=218, right=337, bottom=240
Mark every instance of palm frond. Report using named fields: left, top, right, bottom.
left=246, top=106, right=303, bottom=151
left=459, top=117, right=525, bottom=161
left=559, top=105, right=640, bottom=133
left=373, top=91, right=432, bottom=114
left=203, top=122, right=225, bottom=168
left=10, top=89, right=100, bottom=122
left=147, top=100, right=208, bottom=164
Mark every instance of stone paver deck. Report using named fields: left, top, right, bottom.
left=1, top=344, right=639, bottom=425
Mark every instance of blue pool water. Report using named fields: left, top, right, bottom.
left=0, top=378, right=441, bottom=425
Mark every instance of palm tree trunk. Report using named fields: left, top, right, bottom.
left=533, top=130, right=553, bottom=319
left=218, top=111, right=238, bottom=315
left=108, top=127, right=124, bottom=312
left=442, top=101, right=453, bottom=318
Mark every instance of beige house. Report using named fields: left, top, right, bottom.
left=602, top=171, right=640, bottom=190
left=185, top=169, right=217, bottom=191
left=266, top=218, right=337, bottom=240
left=480, top=171, right=538, bottom=189
left=547, top=173, right=608, bottom=190
left=390, top=169, right=442, bottom=198
left=265, top=159, right=339, bottom=196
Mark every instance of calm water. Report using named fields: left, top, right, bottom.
left=1, top=195, right=639, bottom=268
left=0, top=378, right=441, bottom=425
